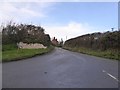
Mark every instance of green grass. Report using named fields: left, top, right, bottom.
left=2, top=46, right=54, bottom=62
left=63, top=47, right=119, bottom=60
left=0, top=44, right=1, bottom=63
left=0, top=51, right=1, bottom=63
left=2, top=44, right=17, bottom=51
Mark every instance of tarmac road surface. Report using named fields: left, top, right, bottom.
left=2, top=48, right=119, bottom=88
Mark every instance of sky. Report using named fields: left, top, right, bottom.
left=0, top=1, right=118, bottom=41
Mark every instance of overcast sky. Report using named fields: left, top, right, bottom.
left=0, top=1, right=118, bottom=41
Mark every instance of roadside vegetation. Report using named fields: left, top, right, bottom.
left=63, top=47, right=119, bottom=60
left=64, top=30, right=120, bottom=60
left=2, top=22, right=54, bottom=62
left=2, top=45, right=54, bottom=62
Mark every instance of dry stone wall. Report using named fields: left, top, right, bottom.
left=17, top=42, right=47, bottom=49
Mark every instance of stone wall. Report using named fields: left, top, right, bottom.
left=17, top=42, right=47, bottom=49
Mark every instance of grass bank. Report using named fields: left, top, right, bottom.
left=2, top=46, right=54, bottom=62
left=63, top=47, right=119, bottom=60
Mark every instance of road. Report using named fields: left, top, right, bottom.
left=2, top=48, right=119, bottom=88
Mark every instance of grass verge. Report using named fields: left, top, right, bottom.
left=2, top=46, right=54, bottom=62
left=63, top=47, right=119, bottom=60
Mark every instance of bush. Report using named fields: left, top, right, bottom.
left=64, top=31, right=120, bottom=51
left=2, top=22, right=51, bottom=47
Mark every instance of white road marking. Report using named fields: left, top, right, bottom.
left=102, top=70, right=106, bottom=73
left=102, top=70, right=119, bottom=82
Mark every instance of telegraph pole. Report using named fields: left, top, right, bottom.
left=66, top=36, right=67, bottom=41
left=111, top=28, right=114, bottom=32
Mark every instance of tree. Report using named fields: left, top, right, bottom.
left=64, top=31, right=120, bottom=51
left=2, top=23, right=51, bottom=46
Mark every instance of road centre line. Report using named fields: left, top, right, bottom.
left=102, top=70, right=119, bottom=82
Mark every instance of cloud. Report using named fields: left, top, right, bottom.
left=1, top=0, right=118, bottom=2
left=0, top=2, right=55, bottom=24
left=44, top=21, right=98, bottom=41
